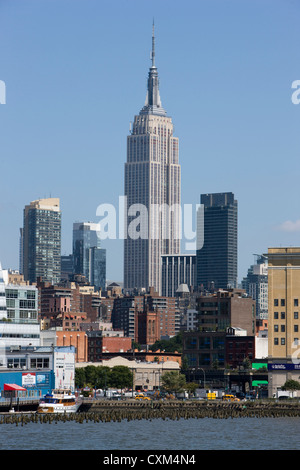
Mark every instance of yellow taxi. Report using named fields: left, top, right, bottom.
left=135, top=393, right=151, bottom=401
left=222, top=394, right=240, bottom=402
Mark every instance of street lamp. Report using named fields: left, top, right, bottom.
left=154, top=370, right=160, bottom=391
left=198, top=368, right=206, bottom=389
left=132, top=366, right=135, bottom=398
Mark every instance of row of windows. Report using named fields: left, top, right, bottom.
left=274, top=299, right=299, bottom=307
left=274, top=312, right=299, bottom=319
left=19, top=300, right=36, bottom=309
left=7, top=357, right=49, bottom=369
left=5, top=290, right=36, bottom=299
left=7, top=358, right=26, bottom=368
left=227, top=342, right=253, bottom=349
left=0, top=333, right=39, bottom=338
left=30, top=358, right=49, bottom=368
left=7, top=310, right=37, bottom=319
left=274, top=325, right=299, bottom=332
left=228, top=353, right=253, bottom=360
left=274, top=338, right=299, bottom=345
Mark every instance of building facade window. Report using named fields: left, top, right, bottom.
left=30, top=357, right=50, bottom=369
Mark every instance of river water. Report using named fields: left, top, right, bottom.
left=0, top=416, right=299, bottom=450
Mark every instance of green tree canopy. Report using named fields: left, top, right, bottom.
left=109, top=366, right=133, bottom=390
left=281, top=379, right=300, bottom=391
left=75, top=367, right=86, bottom=389
left=242, top=357, right=252, bottom=370
left=84, top=365, right=100, bottom=387
left=94, top=366, right=111, bottom=389
left=185, top=382, right=198, bottom=397
left=161, top=370, right=186, bottom=395
left=75, top=365, right=132, bottom=390
left=150, top=331, right=183, bottom=353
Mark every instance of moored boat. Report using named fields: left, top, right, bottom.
left=37, top=389, right=80, bottom=413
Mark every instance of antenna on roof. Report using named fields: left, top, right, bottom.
left=151, top=19, right=155, bottom=67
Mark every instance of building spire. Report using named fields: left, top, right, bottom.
left=151, top=19, right=155, bottom=67
left=140, top=21, right=166, bottom=116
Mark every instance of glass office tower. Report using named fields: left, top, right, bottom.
left=196, top=192, right=238, bottom=291
left=23, top=198, right=61, bottom=285
left=73, top=222, right=106, bottom=291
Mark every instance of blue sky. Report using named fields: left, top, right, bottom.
left=0, top=0, right=300, bottom=283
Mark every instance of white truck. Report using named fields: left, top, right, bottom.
left=276, top=390, right=295, bottom=400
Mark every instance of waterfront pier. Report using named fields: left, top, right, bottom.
left=1, top=399, right=300, bottom=424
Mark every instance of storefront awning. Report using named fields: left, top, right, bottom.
left=4, top=384, right=26, bottom=391
left=252, top=380, right=268, bottom=387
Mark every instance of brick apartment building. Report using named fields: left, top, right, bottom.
left=225, top=327, right=255, bottom=368
left=135, top=309, right=160, bottom=345
left=183, top=289, right=256, bottom=369
left=111, top=289, right=179, bottom=344
left=38, top=279, right=102, bottom=325
left=196, top=288, right=255, bottom=335
left=87, top=330, right=132, bottom=362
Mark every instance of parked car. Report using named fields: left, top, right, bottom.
left=135, top=394, right=151, bottom=401
left=245, top=394, right=256, bottom=400
left=222, top=394, right=240, bottom=402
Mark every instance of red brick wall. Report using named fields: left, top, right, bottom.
left=56, top=331, right=88, bottom=362
left=102, top=336, right=132, bottom=353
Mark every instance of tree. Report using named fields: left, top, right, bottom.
left=150, top=332, right=183, bottom=353
left=95, top=366, right=111, bottom=390
left=75, top=364, right=135, bottom=392
left=281, top=379, right=300, bottom=392
left=161, top=371, right=186, bottom=396
left=84, top=365, right=99, bottom=387
left=132, top=341, right=141, bottom=351
left=109, top=366, right=133, bottom=390
left=75, top=367, right=86, bottom=389
left=185, top=382, right=198, bottom=397
left=242, top=357, right=252, bottom=370
left=180, top=355, right=189, bottom=372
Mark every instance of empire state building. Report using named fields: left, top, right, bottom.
left=124, top=25, right=181, bottom=294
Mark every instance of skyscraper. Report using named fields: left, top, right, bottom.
left=267, top=247, right=300, bottom=397
left=124, top=24, right=181, bottom=293
left=0, top=262, right=7, bottom=320
left=242, top=254, right=268, bottom=319
left=23, top=198, right=61, bottom=285
left=73, top=222, right=106, bottom=291
left=196, top=192, right=238, bottom=290
left=161, top=254, right=196, bottom=297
